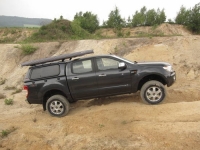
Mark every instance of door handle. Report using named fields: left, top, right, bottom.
left=72, top=77, right=79, bottom=80
left=99, top=74, right=106, bottom=77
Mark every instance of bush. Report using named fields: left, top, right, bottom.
left=4, top=98, right=13, bottom=105
left=21, top=44, right=38, bottom=55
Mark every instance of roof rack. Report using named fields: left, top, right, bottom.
left=21, top=49, right=94, bottom=67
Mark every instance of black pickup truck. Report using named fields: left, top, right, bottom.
left=22, top=50, right=176, bottom=117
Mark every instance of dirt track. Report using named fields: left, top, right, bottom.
left=0, top=25, right=200, bottom=149
left=0, top=93, right=200, bottom=150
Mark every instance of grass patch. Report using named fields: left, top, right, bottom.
left=21, top=44, right=38, bottom=55
left=1, top=127, right=16, bottom=138
left=99, top=124, right=105, bottom=128
left=4, top=86, right=16, bottom=90
left=12, top=88, right=22, bottom=95
left=4, top=98, right=13, bottom=105
left=1, top=130, right=9, bottom=138
left=121, top=120, right=128, bottom=124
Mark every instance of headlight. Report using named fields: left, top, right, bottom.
left=163, top=66, right=173, bottom=72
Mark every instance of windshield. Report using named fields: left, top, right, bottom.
left=112, top=55, right=136, bottom=64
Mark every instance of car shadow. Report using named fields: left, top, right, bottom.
left=70, top=93, right=141, bottom=109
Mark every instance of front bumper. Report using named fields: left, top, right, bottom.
left=167, top=71, right=176, bottom=87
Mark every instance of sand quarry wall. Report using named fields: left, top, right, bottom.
left=0, top=36, right=200, bottom=102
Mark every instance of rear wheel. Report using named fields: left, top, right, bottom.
left=46, top=95, right=70, bottom=117
left=140, top=80, right=166, bottom=104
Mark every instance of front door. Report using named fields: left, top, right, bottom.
left=95, top=57, right=131, bottom=96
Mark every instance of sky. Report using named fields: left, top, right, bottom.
left=0, top=0, right=199, bottom=24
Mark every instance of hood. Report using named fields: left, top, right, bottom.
left=137, top=61, right=171, bottom=66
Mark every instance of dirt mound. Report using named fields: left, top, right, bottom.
left=98, top=23, right=192, bottom=37
left=0, top=28, right=36, bottom=43
left=156, top=23, right=191, bottom=36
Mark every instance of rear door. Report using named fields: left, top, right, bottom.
left=95, top=56, right=132, bottom=96
left=67, top=58, right=98, bottom=100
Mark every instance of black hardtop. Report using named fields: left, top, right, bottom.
left=21, top=50, right=94, bottom=67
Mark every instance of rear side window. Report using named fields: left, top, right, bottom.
left=72, top=59, right=93, bottom=74
left=30, top=65, right=60, bottom=79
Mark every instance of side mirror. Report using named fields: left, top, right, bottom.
left=118, top=62, right=126, bottom=70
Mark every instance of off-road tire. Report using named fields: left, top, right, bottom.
left=140, top=80, right=166, bottom=104
left=46, top=95, right=70, bottom=117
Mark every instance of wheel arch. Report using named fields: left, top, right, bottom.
left=42, top=89, right=68, bottom=111
left=137, top=74, right=167, bottom=91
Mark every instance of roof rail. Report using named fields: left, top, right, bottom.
left=21, top=49, right=94, bottom=66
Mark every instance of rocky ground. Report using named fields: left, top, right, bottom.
left=0, top=24, right=200, bottom=150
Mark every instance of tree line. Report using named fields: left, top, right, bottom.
left=68, top=3, right=200, bottom=34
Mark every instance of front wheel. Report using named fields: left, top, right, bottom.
left=140, top=80, right=166, bottom=104
left=46, top=95, right=70, bottom=117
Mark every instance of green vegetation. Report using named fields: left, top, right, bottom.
left=12, top=88, right=22, bottom=95
left=131, top=6, right=166, bottom=27
left=4, top=86, right=16, bottom=90
left=0, top=27, right=38, bottom=43
left=104, top=7, right=125, bottom=31
left=24, top=19, right=92, bottom=42
left=4, top=98, right=13, bottom=105
left=1, top=127, right=16, bottom=138
left=1, top=130, right=9, bottom=138
left=175, top=3, right=200, bottom=33
left=0, top=3, right=199, bottom=44
left=74, top=11, right=99, bottom=33
left=121, top=120, right=127, bottom=124
left=21, top=44, right=38, bottom=55
left=99, top=124, right=105, bottom=128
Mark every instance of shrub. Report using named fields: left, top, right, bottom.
left=4, top=98, right=13, bottom=105
left=125, top=31, right=131, bottom=37
left=116, top=30, right=124, bottom=37
left=1, top=130, right=9, bottom=138
left=21, top=44, right=38, bottom=55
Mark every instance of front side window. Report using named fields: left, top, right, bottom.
left=96, top=57, right=119, bottom=71
left=72, top=59, right=93, bottom=74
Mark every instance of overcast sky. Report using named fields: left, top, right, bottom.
left=0, top=0, right=199, bottom=24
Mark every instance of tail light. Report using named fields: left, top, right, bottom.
left=23, top=85, right=28, bottom=98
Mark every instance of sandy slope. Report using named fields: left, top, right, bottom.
left=0, top=26, right=200, bottom=149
